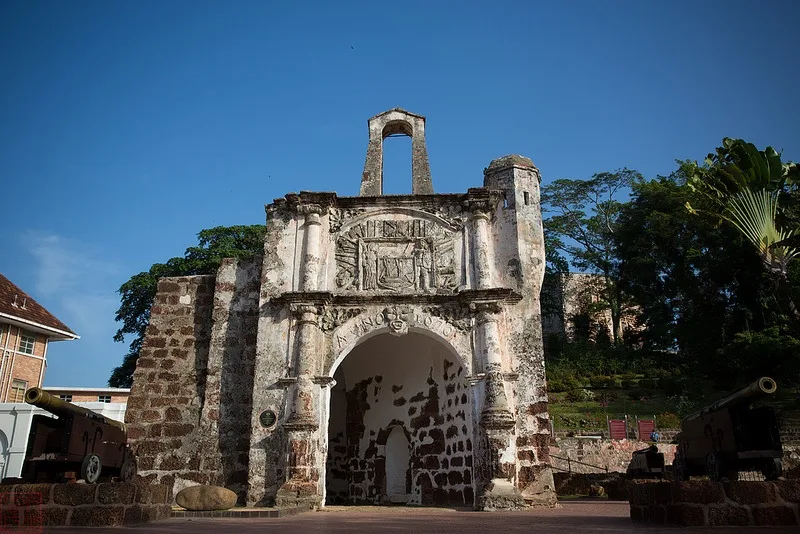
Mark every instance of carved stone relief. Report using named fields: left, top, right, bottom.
left=319, top=307, right=365, bottom=332
left=421, top=303, right=473, bottom=333
left=335, top=218, right=458, bottom=293
left=329, top=207, right=366, bottom=233
left=384, top=306, right=411, bottom=336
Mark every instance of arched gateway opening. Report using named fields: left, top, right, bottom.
left=325, top=331, right=474, bottom=506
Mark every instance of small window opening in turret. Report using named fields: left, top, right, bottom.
left=381, top=134, right=412, bottom=195
left=523, top=191, right=530, bottom=205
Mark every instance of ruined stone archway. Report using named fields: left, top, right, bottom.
left=324, top=330, right=475, bottom=506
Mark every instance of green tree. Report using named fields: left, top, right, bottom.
left=109, top=225, right=266, bottom=387
left=616, top=169, right=792, bottom=383
left=541, top=169, right=641, bottom=343
left=686, top=138, right=800, bottom=328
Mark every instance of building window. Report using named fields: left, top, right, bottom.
left=98, top=395, right=112, bottom=403
left=10, top=379, right=27, bottom=403
left=18, top=331, right=36, bottom=355
left=59, top=394, right=73, bottom=402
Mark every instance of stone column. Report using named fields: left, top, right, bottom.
left=473, top=302, right=514, bottom=428
left=299, top=204, right=323, bottom=291
left=277, top=303, right=322, bottom=508
left=286, top=304, right=320, bottom=428
left=470, top=206, right=494, bottom=289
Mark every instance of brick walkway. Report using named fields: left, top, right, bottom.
left=44, top=501, right=798, bottom=533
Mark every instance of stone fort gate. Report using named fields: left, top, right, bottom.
left=126, top=109, right=556, bottom=510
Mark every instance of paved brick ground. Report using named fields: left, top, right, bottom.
left=43, top=501, right=798, bottom=533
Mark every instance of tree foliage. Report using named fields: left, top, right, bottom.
left=109, top=225, right=266, bottom=387
left=685, top=138, right=800, bottom=328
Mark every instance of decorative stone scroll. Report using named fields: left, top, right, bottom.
left=318, top=307, right=365, bottom=332
left=421, top=303, right=473, bottom=333
left=329, top=207, right=366, bottom=233
left=335, top=218, right=457, bottom=293
left=419, top=204, right=465, bottom=230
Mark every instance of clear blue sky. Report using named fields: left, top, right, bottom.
left=1, top=1, right=798, bottom=387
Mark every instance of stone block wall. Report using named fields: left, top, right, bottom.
left=0, top=483, right=170, bottom=527
left=629, top=480, right=800, bottom=527
left=126, top=275, right=217, bottom=499
left=550, top=438, right=676, bottom=474
left=126, top=259, right=262, bottom=504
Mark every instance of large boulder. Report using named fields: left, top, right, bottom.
left=175, top=485, right=237, bottom=511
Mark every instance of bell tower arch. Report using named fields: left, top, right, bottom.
left=360, top=108, right=434, bottom=196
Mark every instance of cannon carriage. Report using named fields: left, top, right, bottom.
left=18, top=387, right=137, bottom=484
left=672, top=377, right=783, bottom=482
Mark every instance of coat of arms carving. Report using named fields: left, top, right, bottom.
left=335, top=218, right=458, bottom=293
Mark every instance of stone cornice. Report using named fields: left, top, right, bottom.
left=273, top=288, right=521, bottom=307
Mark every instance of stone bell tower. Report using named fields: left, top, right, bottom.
left=125, top=108, right=555, bottom=511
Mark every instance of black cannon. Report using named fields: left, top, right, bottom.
left=672, top=377, right=782, bottom=482
left=627, top=445, right=666, bottom=479
left=18, top=387, right=137, bottom=484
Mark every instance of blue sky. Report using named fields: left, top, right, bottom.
left=1, top=1, right=798, bottom=387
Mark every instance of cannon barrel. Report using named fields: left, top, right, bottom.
left=24, top=387, right=126, bottom=432
left=683, top=377, right=777, bottom=423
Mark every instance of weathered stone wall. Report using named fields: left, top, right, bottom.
left=126, top=260, right=262, bottom=504
left=198, top=257, right=261, bottom=501
left=484, top=157, right=554, bottom=506
left=551, top=438, right=677, bottom=474
left=326, top=333, right=473, bottom=506
left=629, top=479, right=800, bottom=526
left=128, top=110, right=554, bottom=511
left=127, top=276, right=215, bottom=498
left=0, top=483, right=170, bottom=527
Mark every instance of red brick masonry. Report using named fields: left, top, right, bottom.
left=0, top=483, right=170, bottom=527
left=628, top=479, right=800, bottom=527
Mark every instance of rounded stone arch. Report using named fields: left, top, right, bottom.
left=327, top=322, right=473, bottom=379
left=382, top=119, right=413, bottom=139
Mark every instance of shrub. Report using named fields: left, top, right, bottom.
left=639, top=378, right=658, bottom=389
left=565, top=388, right=596, bottom=402
left=621, top=379, right=637, bottom=389
left=589, top=375, right=617, bottom=389
left=546, top=365, right=582, bottom=392
left=626, top=388, right=649, bottom=401
left=656, top=412, right=681, bottom=429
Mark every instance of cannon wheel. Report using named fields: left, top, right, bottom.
left=81, top=453, right=102, bottom=484
left=705, top=452, right=722, bottom=481
left=762, top=458, right=782, bottom=481
left=672, top=448, right=689, bottom=481
left=120, top=457, right=137, bottom=483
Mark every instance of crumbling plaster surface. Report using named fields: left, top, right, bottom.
left=326, top=332, right=474, bottom=505
left=127, top=109, right=554, bottom=511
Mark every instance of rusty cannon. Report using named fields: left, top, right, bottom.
left=672, top=377, right=782, bottom=482
left=19, top=387, right=137, bottom=484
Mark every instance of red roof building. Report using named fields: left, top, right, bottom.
left=0, top=274, right=78, bottom=402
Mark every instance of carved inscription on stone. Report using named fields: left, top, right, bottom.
left=335, top=218, right=457, bottom=293
left=332, top=308, right=469, bottom=352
